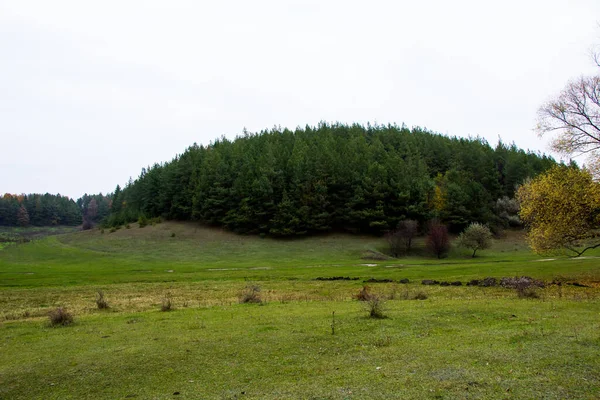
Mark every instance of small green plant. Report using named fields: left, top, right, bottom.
left=95, top=290, right=109, bottom=309
left=109, top=227, right=117, bottom=233
left=239, top=284, right=262, bottom=304
left=138, top=215, right=148, bottom=228
left=100, top=229, right=105, bottom=234
left=170, top=232, right=176, bottom=238
left=125, top=224, right=131, bottom=229
left=48, top=307, right=74, bottom=326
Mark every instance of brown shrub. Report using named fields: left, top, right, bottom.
left=48, top=307, right=74, bottom=326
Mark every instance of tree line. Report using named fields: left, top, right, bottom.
left=106, top=123, right=557, bottom=235
left=0, top=193, right=82, bottom=227
left=0, top=193, right=112, bottom=228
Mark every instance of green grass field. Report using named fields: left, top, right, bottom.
left=0, top=222, right=599, bottom=399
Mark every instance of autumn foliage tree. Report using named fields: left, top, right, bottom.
left=17, top=205, right=30, bottom=227
left=517, top=166, right=600, bottom=256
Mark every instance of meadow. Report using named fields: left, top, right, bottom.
left=0, top=222, right=599, bottom=399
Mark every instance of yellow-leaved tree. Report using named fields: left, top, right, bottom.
left=517, top=166, right=600, bottom=256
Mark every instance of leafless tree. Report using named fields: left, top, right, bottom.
left=386, top=219, right=418, bottom=257
left=536, top=48, right=600, bottom=176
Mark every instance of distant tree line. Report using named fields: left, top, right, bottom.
left=0, top=193, right=112, bottom=228
left=103, top=123, right=557, bottom=235
left=0, top=193, right=82, bottom=227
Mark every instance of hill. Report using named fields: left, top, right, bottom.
left=105, top=123, right=556, bottom=235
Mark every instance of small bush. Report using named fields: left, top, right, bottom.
left=355, top=285, right=373, bottom=301
left=109, top=227, right=117, bottom=233
left=48, top=307, right=74, bottom=326
left=138, top=215, right=148, bottom=228
left=412, top=291, right=428, bottom=300
left=100, top=229, right=105, bottom=234
left=170, top=232, right=176, bottom=238
left=96, top=290, right=109, bottom=309
left=161, top=294, right=174, bottom=311
left=125, top=224, right=131, bottom=229
left=82, top=219, right=93, bottom=231
left=366, top=295, right=387, bottom=319
left=239, top=285, right=262, bottom=304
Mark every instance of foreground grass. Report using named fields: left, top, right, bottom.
left=1, top=298, right=599, bottom=399
left=1, top=222, right=599, bottom=398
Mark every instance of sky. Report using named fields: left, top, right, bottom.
left=1, top=0, right=600, bottom=199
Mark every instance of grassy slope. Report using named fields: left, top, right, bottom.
left=0, top=222, right=599, bottom=399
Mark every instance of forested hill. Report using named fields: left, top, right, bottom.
left=107, top=123, right=557, bottom=235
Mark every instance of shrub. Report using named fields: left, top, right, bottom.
left=138, top=215, right=148, bottom=228
left=458, top=223, right=493, bottom=257
left=412, top=291, right=428, bottom=300
left=125, top=224, right=131, bottom=229
left=82, top=218, right=93, bottom=231
left=355, top=285, right=373, bottom=301
left=48, top=307, right=74, bottom=326
left=95, top=290, right=109, bottom=309
left=161, top=294, right=174, bottom=311
left=427, top=221, right=450, bottom=259
left=366, top=295, right=387, bottom=319
left=109, top=227, right=117, bottom=233
left=170, top=232, right=176, bottom=238
left=239, top=285, right=262, bottom=304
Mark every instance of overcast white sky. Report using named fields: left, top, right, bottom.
left=1, top=0, right=599, bottom=199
